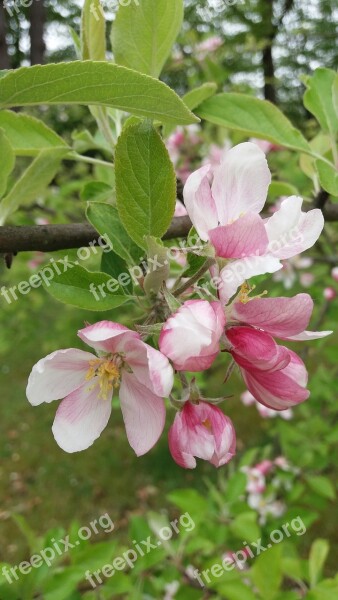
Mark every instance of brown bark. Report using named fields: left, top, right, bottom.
left=29, top=0, right=46, bottom=65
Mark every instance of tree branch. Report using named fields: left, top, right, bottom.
left=0, top=216, right=193, bottom=254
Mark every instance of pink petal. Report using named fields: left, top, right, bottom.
left=232, top=293, right=314, bottom=338
left=285, top=330, right=333, bottom=341
left=26, top=348, right=95, bottom=406
left=209, top=212, right=269, bottom=258
left=265, top=196, right=324, bottom=259
left=123, top=338, right=174, bottom=397
left=227, top=327, right=291, bottom=372
left=211, top=142, right=271, bottom=225
left=78, top=321, right=140, bottom=353
left=219, top=255, right=282, bottom=303
left=241, top=351, right=309, bottom=410
left=119, top=371, right=166, bottom=456
left=52, top=380, right=112, bottom=453
left=183, top=164, right=218, bottom=241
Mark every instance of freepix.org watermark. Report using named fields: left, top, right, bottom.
left=2, top=0, right=139, bottom=17
left=85, top=511, right=195, bottom=588
left=192, top=515, right=306, bottom=588
left=2, top=513, right=115, bottom=585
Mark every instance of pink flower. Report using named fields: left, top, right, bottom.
left=183, top=142, right=324, bottom=302
left=196, top=36, right=223, bottom=59
left=324, top=287, right=336, bottom=301
left=26, top=321, right=174, bottom=455
left=159, top=300, right=225, bottom=371
left=225, top=293, right=331, bottom=410
left=241, top=390, right=293, bottom=419
left=168, top=401, right=236, bottom=468
left=174, top=200, right=188, bottom=217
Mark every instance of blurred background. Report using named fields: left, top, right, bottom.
left=0, top=1, right=337, bottom=599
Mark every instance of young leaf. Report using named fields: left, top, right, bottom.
left=0, top=62, right=198, bottom=126
left=197, top=93, right=311, bottom=153
left=0, top=111, right=68, bottom=156
left=251, top=544, right=283, bottom=600
left=81, top=0, right=106, bottom=61
left=304, top=68, right=338, bottom=136
left=86, top=201, right=141, bottom=264
left=316, top=159, right=338, bottom=197
left=115, top=123, right=176, bottom=248
left=0, top=128, right=15, bottom=198
left=182, top=82, right=218, bottom=111
left=144, top=236, right=170, bottom=297
left=309, top=539, right=329, bottom=588
left=42, top=263, right=130, bottom=311
left=101, top=251, right=133, bottom=295
left=112, top=0, right=184, bottom=78
left=0, top=147, right=68, bottom=225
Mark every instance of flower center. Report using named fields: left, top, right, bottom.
left=85, top=355, right=124, bottom=400
left=202, top=418, right=213, bottom=432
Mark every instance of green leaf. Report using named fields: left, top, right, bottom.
left=316, top=159, right=338, bottom=197
left=305, top=579, right=338, bottom=600
left=0, top=111, right=68, bottom=156
left=0, top=147, right=67, bottom=225
left=333, top=73, right=338, bottom=118
left=182, top=82, right=218, bottom=111
left=304, top=68, right=338, bottom=136
left=268, top=181, right=298, bottom=200
left=115, top=122, right=176, bottom=248
left=306, top=475, right=336, bottom=500
left=112, top=0, right=184, bottom=78
left=0, top=61, right=198, bottom=126
left=86, top=201, right=141, bottom=264
left=81, top=0, right=106, bottom=61
left=81, top=181, right=114, bottom=204
left=0, top=128, right=15, bottom=198
left=42, top=263, right=130, bottom=311
left=101, top=251, right=133, bottom=295
left=197, top=93, right=311, bottom=153
left=309, top=539, right=330, bottom=588
left=251, top=544, right=283, bottom=600
left=229, top=511, right=260, bottom=542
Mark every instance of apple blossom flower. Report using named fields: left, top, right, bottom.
left=272, top=255, right=314, bottom=289
left=324, top=287, right=336, bottom=301
left=26, top=321, right=174, bottom=455
left=183, top=142, right=324, bottom=302
left=225, top=293, right=331, bottom=410
left=159, top=300, right=225, bottom=371
left=168, top=401, right=236, bottom=468
left=174, top=200, right=188, bottom=217
left=196, top=36, right=223, bottom=59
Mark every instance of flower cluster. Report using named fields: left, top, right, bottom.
left=27, top=143, right=331, bottom=469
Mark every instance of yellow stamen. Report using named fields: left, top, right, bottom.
left=85, top=356, right=122, bottom=399
left=202, top=418, right=213, bottom=432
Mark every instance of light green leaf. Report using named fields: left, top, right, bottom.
left=268, top=181, right=299, bottom=200
left=197, top=93, right=311, bottom=153
left=0, top=128, right=15, bottom=198
left=81, top=181, right=114, bottom=203
left=101, top=251, right=133, bottom=295
left=112, top=0, right=184, bottom=78
left=0, top=147, right=67, bottom=225
left=316, top=159, right=338, bottom=197
left=0, top=110, right=68, bottom=156
left=183, top=82, right=218, bottom=111
left=251, top=544, right=283, bottom=600
left=42, top=263, right=130, bottom=311
left=86, top=201, right=141, bottom=264
left=115, top=122, right=176, bottom=248
left=333, top=74, right=338, bottom=118
left=229, top=511, right=260, bottom=542
left=306, top=475, right=336, bottom=500
left=81, top=0, right=106, bottom=61
left=304, top=68, right=338, bottom=136
left=0, top=61, right=198, bottom=126
left=309, top=539, right=330, bottom=588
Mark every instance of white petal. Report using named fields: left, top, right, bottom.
left=211, top=142, right=271, bottom=225
left=119, top=372, right=166, bottom=457
left=52, top=380, right=112, bottom=453
left=26, top=349, right=95, bottom=406
left=219, top=255, right=282, bottom=303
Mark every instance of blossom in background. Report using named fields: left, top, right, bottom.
left=272, top=255, right=314, bottom=289
left=324, top=287, right=336, bottom=301
left=183, top=142, right=324, bottom=302
left=332, top=267, right=338, bottom=282
left=26, top=321, right=173, bottom=455
left=159, top=300, right=225, bottom=371
left=241, top=390, right=293, bottom=419
left=195, top=36, right=223, bottom=60
left=168, top=400, right=236, bottom=469
left=225, top=293, right=331, bottom=410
